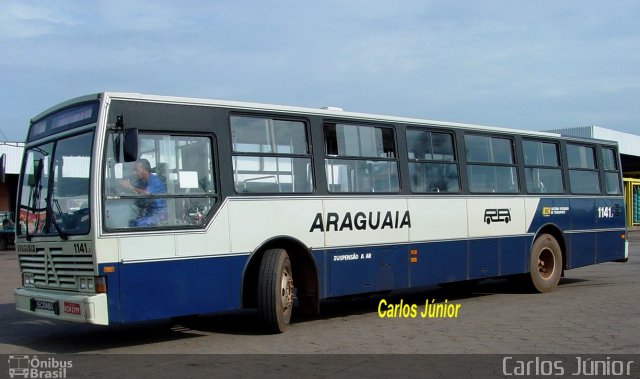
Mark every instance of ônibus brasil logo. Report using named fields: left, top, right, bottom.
left=8, top=355, right=72, bottom=378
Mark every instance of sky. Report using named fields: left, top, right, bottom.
left=1, top=0, right=639, bottom=142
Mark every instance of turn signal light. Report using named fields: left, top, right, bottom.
left=96, top=277, right=107, bottom=294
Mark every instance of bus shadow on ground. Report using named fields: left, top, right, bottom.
left=177, top=276, right=586, bottom=335
left=469, top=276, right=588, bottom=295
left=175, top=284, right=494, bottom=336
left=0, top=303, right=204, bottom=353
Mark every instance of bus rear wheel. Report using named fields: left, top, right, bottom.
left=529, top=234, right=562, bottom=293
left=257, top=248, right=294, bottom=333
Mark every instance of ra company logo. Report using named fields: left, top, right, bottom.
left=8, top=355, right=72, bottom=378
left=483, top=208, right=511, bottom=224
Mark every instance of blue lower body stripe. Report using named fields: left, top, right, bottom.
left=99, top=229, right=625, bottom=324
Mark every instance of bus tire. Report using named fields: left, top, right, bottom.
left=529, top=234, right=562, bottom=293
left=0, top=236, right=7, bottom=251
left=258, top=248, right=294, bottom=333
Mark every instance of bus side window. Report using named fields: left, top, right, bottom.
left=231, top=116, right=313, bottom=194
left=602, top=147, right=621, bottom=195
left=523, top=140, right=564, bottom=194
left=465, top=135, right=518, bottom=194
left=406, top=129, right=459, bottom=193
left=567, top=144, right=600, bottom=194
left=324, top=123, right=399, bottom=193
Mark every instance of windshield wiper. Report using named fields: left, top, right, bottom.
left=26, top=158, right=68, bottom=241
left=45, top=183, right=68, bottom=241
left=46, top=200, right=68, bottom=241
left=24, top=186, right=33, bottom=241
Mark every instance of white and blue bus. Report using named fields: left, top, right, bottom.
left=13, top=93, right=628, bottom=333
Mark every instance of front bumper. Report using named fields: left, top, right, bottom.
left=14, top=288, right=109, bottom=325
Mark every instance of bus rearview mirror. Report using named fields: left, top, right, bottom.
left=123, top=128, right=139, bottom=162
left=0, top=153, right=5, bottom=183
left=28, top=159, right=43, bottom=187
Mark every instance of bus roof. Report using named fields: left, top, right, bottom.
left=105, top=92, right=563, bottom=138
left=33, top=92, right=619, bottom=146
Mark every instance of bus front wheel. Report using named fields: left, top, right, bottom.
left=257, top=248, right=294, bottom=333
left=529, top=234, right=562, bottom=293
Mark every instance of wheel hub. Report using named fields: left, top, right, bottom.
left=281, top=270, right=293, bottom=311
left=538, top=248, right=555, bottom=279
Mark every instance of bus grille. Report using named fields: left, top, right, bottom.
left=19, top=248, right=95, bottom=290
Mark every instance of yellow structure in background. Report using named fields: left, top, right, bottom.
left=623, top=178, right=640, bottom=227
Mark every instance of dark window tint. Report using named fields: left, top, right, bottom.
left=407, top=129, right=459, bottom=193
left=466, top=135, right=513, bottom=164
left=602, top=148, right=617, bottom=171
left=525, top=168, right=564, bottom=194
left=523, top=140, right=559, bottom=166
left=523, top=140, right=563, bottom=194
left=602, top=147, right=620, bottom=195
left=569, top=171, right=600, bottom=194
left=465, top=135, right=518, bottom=193
left=407, top=130, right=454, bottom=161
left=325, top=123, right=396, bottom=158
left=567, top=144, right=600, bottom=194
left=567, top=144, right=596, bottom=169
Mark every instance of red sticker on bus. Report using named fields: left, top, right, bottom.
left=64, top=302, right=81, bottom=315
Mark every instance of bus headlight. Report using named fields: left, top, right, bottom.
left=23, top=273, right=35, bottom=287
left=78, top=277, right=95, bottom=292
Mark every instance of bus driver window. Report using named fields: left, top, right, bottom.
left=104, top=133, right=217, bottom=230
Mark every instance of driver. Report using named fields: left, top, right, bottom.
left=120, top=159, right=167, bottom=226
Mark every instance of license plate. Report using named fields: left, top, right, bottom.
left=31, top=299, right=59, bottom=315
left=64, top=302, right=81, bottom=315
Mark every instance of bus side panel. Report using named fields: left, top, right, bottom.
left=99, top=263, right=123, bottom=324
left=408, top=240, right=468, bottom=287
left=464, top=236, right=529, bottom=279
left=568, top=198, right=597, bottom=269
left=567, top=232, right=596, bottom=268
left=468, top=239, right=499, bottom=279
left=596, top=230, right=626, bottom=262
left=321, top=244, right=408, bottom=298
left=467, top=237, right=530, bottom=279
left=112, top=255, right=247, bottom=323
left=570, top=198, right=597, bottom=230
left=320, top=236, right=531, bottom=298
left=595, top=197, right=626, bottom=263
left=526, top=197, right=571, bottom=234
left=229, top=255, right=246, bottom=309
left=407, top=198, right=468, bottom=242
left=499, top=236, right=529, bottom=276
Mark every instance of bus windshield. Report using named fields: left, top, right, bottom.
left=18, top=131, right=94, bottom=237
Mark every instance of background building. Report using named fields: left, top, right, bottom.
left=0, top=142, right=23, bottom=218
